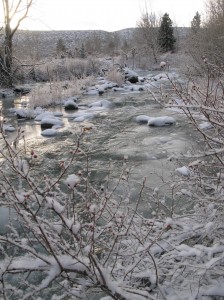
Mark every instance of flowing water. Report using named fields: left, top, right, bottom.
left=0, top=77, right=198, bottom=203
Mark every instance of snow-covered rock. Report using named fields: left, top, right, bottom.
left=41, top=128, right=58, bottom=136
left=34, top=111, right=54, bottom=121
left=148, top=116, right=176, bottom=127
left=3, top=124, right=16, bottom=132
left=40, top=117, right=63, bottom=129
left=153, top=73, right=168, bottom=81
left=136, top=115, right=152, bottom=124
left=124, top=68, right=139, bottom=83
left=14, top=107, right=45, bottom=119
left=64, top=98, right=78, bottom=110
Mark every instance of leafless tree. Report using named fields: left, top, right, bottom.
left=136, top=10, right=160, bottom=63
left=0, top=0, right=33, bottom=86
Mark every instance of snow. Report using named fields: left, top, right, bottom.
left=13, top=107, right=45, bottom=119
left=41, top=129, right=57, bottom=136
left=202, top=286, right=224, bottom=297
left=135, top=115, right=152, bottom=124
left=199, top=121, right=213, bottom=130
left=84, top=88, right=99, bottom=95
left=175, top=166, right=191, bottom=176
left=3, top=124, right=16, bottom=132
left=124, top=68, right=138, bottom=77
left=34, top=111, right=54, bottom=121
left=176, top=244, right=201, bottom=257
left=72, top=223, right=81, bottom=234
left=153, top=73, right=168, bottom=81
left=73, top=112, right=96, bottom=122
left=88, top=99, right=112, bottom=109
left=65, top=174, right=80, bottom=188
left=40, top=117, right=63, bottom=127
left=46, top=197, right=64, bottom=214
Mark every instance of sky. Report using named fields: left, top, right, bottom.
left=8, top=0, right=206, bottom=31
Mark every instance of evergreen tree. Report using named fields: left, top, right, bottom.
left=158, top=13, right=176, bottom=52
left=56, top=38, right=67, bottom=56
left=191, top=11, right=201, bottom=34
left=79, top=43, right=86, bottom=58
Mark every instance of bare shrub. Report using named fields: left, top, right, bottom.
left=34, top=57, right=103, bottom=82
left=28, top=76, right=95, bottom=108
left=106, top=68, right=125, bottom=86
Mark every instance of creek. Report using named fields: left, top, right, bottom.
left=0, top=71, right=199, bottom=208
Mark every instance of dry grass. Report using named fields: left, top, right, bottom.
left=33, top=57, right=103, bottom=82
left=28, top=76, right=95, bottom=108
left=106, top=68, right=125, bottom=86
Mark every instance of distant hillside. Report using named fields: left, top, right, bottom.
left=14, top=28, right=137, bottom=58
left=13, top=27, right=189, bottom=59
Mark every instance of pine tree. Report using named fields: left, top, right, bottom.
left=56, top=38, right=67, bottom=56
left=79, top=43, right=86, bottom=59
left=191, top=11, right=201, bottom=34
left=158, top=13, right=176, bottom=52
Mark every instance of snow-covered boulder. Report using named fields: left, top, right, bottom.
left=41, top=128, right=58, bottom=137
left=34, top=111, right=54, bottom=121
left=15, top=107, right=45, bottom=120
left=64, top=98, right=78, bottom=110
left=148, top=116, right=176, bottom=127
left=15, top=109, right=35, bottom=119
left=124, top=68, right=139, bottom=83
left=3, top=124, right=16, bottom=132
left=136, top=115, right=152, bottom=124
left=40, top=117, right=63, bottom=129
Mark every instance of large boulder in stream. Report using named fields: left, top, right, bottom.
left=64, top=97, right=79, bottom=110
left=40, top=117, right=63, bottom=129
left=124, top=68, right=139, bottom=84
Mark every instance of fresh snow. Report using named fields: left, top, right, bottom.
left=65, top=174, right=80, bottom=188
left=175, top=166, right=191, bottom=176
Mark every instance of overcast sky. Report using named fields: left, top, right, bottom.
left=17, top=0, right=206, bottom=31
